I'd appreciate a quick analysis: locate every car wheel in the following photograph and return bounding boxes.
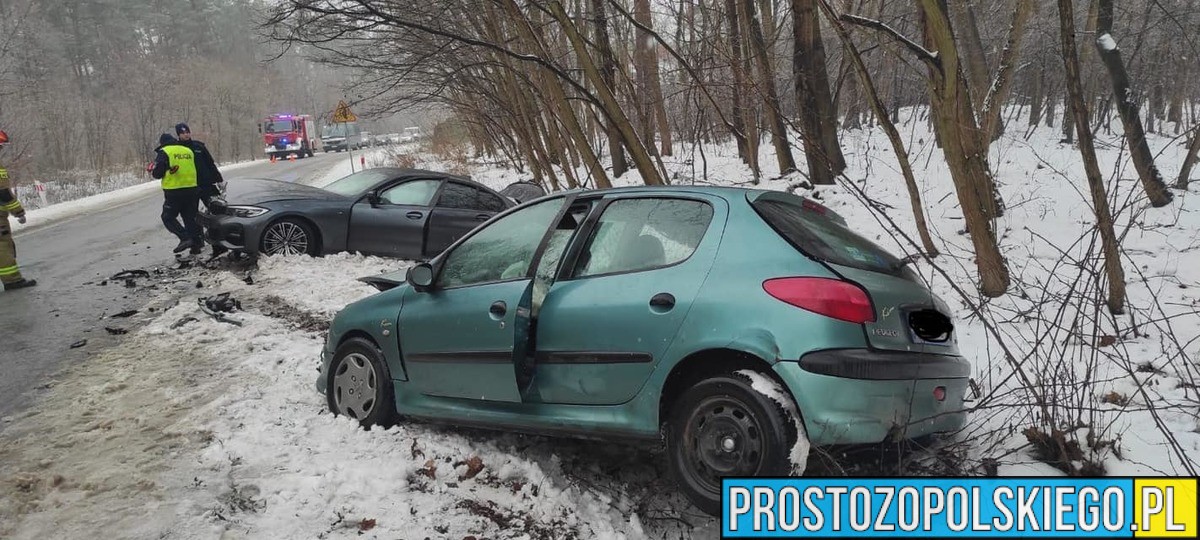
[328,338,396,428]
[666,372,805,516]
[261,218,318,256]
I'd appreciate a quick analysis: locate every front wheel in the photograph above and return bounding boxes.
[260,218,319,256]
[666,372,806,516]
[328,338,396,428]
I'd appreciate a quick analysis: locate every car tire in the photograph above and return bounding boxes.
[327,337,396,429]
[666,372,804,516]
[260,218,319,257]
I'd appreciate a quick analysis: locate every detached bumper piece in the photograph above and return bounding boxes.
[798,348,970,380]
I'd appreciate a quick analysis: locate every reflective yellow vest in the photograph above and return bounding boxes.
[161,144,198,190]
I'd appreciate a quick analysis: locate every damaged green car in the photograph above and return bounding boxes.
[318,186,968,514]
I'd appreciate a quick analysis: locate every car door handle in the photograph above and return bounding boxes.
[649,293,675,310]
[406,211,423,220]
[489,301,507,317]
[474,213,490,221]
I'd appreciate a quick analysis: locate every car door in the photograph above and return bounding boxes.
[424,182,509,256]
[346,178,443,257]
[527,196,722,406]
[398,197,569,402]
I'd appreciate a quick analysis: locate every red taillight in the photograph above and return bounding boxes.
[933,386,947,402]
[762,277,876,324]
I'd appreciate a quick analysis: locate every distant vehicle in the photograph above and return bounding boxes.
[200,167,547,259]
[361,131,373,147]
[318,186,966,516]
[259,114,320,160]
[321,122,365,152]
[386,133,402,144]
[402,127,422,141]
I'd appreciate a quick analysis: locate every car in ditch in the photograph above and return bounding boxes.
[201,167,545,259]
[317,185,966,514]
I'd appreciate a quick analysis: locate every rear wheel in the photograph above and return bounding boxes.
[328,338,396,428]
[666,372,804,516]
[260,218,318,256]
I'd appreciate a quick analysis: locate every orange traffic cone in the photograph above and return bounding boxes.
[289,154,296,161]
[270,154,276,163]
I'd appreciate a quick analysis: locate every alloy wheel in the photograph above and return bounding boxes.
[263,221,310,256]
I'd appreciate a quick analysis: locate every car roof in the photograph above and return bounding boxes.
[549,184,770,199]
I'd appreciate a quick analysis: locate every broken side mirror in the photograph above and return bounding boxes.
[408,263,434,292]
[367,191,382,207]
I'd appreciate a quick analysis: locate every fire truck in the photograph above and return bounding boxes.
[258,114,321,159]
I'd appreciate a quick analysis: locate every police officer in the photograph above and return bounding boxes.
[174,123,227,256]
[0,129,37,290]
[151,133,204,255]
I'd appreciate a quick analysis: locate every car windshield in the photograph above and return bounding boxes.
[749,191,904,275]
[322,169,394,197]
[263,120,295,133]
[323,124,354,137]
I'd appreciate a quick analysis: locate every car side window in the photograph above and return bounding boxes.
[436,182,476,210]
[477,191,508,213]
[380,179,441,206]
[438,198,565,288]
[572,198,713,278]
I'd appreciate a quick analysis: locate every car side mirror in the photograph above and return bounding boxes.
[367,191,382,206]
[408,263,435,292]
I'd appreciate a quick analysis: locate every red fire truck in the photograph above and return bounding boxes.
[258,114,321,160]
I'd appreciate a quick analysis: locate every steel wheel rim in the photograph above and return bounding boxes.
[332,353,377,420]
[263,222,309,256]
[681,395,766,494]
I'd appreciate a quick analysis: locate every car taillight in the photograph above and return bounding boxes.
[762,277,876,324]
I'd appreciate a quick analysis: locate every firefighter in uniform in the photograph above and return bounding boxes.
[151,133,204,255]
[0,130,37,290]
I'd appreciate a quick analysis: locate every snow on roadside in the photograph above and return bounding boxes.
[12,159,261,233]
[311,148,394,188]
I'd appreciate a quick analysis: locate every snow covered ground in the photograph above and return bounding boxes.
[2,111,1198,538]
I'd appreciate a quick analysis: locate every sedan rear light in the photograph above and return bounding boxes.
[762,277,876,324]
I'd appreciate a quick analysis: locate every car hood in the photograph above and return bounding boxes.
[224,177,346,205]
[358,268,410,292]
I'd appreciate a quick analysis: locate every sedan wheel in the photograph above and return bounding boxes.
[262,219,315,256]
[667,372,802,516]
[328,338,396,428]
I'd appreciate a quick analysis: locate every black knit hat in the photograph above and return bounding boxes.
[159,133,176,146]
[175,123,190,135]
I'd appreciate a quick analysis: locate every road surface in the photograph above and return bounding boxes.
[0,152,346,420]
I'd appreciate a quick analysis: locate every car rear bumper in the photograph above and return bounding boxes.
[798,348,970,380]
[774,350,970,445]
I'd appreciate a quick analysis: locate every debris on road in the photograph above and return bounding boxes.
[109,309,139,319]
[104,327,128,335]
[69,340,87,349]
[198,293,243,326]
[170,316,198,330]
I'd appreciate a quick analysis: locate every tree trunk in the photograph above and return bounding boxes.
[1094,0,1173,207]
[1028,62,1045,127]
[819,0,938,256]
[949,0,990,114]
[547,0,665,185]
[1058,0,1126,314]
[725,0,752,164]
[918,0,1009,297]
[742,0,797,173]
[980,0,1034,142]
[1176,127,1200,190]
[591,0,628,177]
[633,0,673,157]
[792,0,845,184]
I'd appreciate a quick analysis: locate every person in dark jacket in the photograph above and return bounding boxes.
[174,123,225,204]
[174,123,227,256]
[151,133,204,255]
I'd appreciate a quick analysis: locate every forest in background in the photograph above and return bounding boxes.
[0,0,429,179]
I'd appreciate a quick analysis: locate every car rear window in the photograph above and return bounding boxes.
[749,192,903,275]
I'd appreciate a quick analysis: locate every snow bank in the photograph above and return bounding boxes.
[11,159,261,233]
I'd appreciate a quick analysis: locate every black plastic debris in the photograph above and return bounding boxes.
[170,316,198,329]
[111,309,139,319]
[104,327,128,335]
[242,273,254,285]
[198,293,243,326]
[70,340,87,349]
[111,270,150,280]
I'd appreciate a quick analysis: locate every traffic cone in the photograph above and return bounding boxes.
[270,154,276,163]
[289,154,296,161]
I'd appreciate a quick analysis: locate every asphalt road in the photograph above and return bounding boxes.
[0,152,347,420]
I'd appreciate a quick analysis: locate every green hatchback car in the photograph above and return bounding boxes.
[317,186,968,514]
